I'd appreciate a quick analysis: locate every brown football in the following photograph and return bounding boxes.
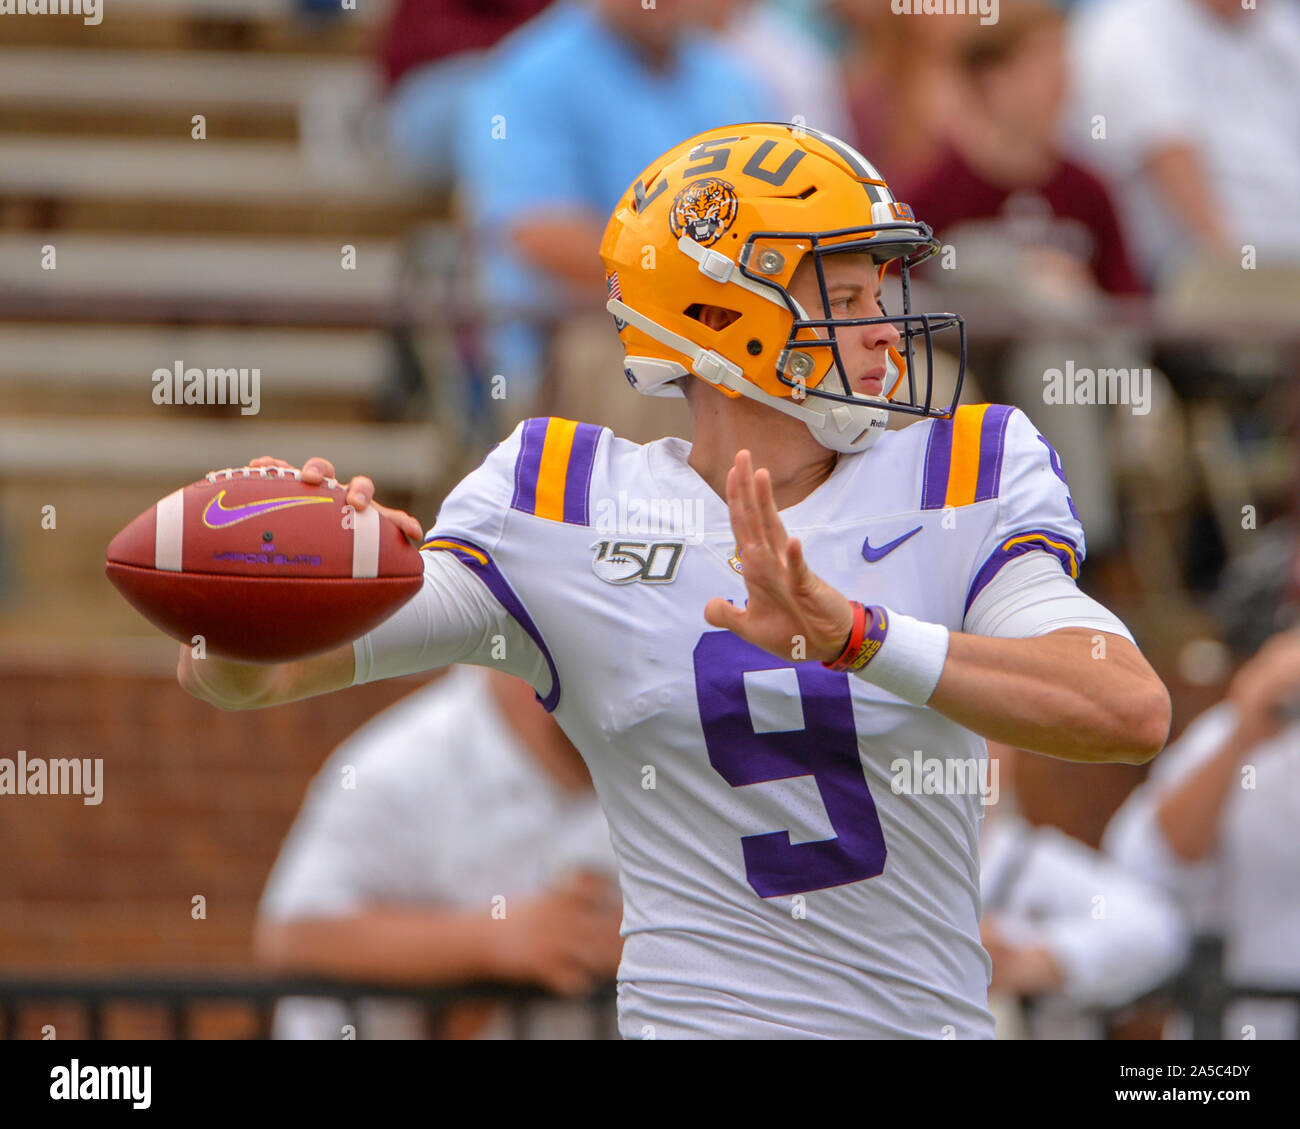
[106,466,424,662]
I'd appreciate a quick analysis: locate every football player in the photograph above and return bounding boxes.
[180,124,1171,1039]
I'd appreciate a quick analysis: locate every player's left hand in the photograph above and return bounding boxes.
[704,449,855,664]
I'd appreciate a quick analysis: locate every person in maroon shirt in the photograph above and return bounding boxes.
[908,0,1142,299]
[377,0,552,91]
[380,0,552,190]
[906,0,1149,561]
[835,0,974,202]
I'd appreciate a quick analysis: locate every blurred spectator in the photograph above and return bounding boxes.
[1212,518,1300,660]
[982,744,1188,1039]
[377,0,552,193]
[454,0,778,438]
[909,0,1158,557]
[256,666,622,1039]
[910,0,1142,301]
[1104,623,1300,1040]
[702,0,855,141]
[1067,0,1300,286]
[833,0,975,199]
[767,0,844,52]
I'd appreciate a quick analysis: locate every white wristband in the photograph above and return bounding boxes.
[851,608,950,705]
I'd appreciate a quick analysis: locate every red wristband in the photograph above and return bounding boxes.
[823,602,868,672]
[823,603,889,673]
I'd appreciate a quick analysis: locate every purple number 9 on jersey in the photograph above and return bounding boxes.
[693,632,888,898]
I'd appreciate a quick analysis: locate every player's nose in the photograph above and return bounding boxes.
[858,308,900,352]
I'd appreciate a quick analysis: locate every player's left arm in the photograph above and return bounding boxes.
[703,450,1170,765]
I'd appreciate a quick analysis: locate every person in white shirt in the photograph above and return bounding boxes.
[981,744,1188,1040]
[256,665,623,1039]
[1104,627,1300,1039]
[1066,0,1300,284]
[706,0,856,142]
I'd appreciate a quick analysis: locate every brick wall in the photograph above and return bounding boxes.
[1,662,432,974]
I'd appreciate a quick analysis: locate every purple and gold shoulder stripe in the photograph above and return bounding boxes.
[920,404,1015,511]
[510,417,602,525]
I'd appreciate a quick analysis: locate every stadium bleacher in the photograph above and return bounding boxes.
[0,0,462,649]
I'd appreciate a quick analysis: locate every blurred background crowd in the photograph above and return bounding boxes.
[0,0,1297,1039]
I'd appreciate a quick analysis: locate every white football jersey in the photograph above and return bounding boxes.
[357,404,1099,1039]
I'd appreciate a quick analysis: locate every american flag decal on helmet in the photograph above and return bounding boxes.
[607,272,627,330]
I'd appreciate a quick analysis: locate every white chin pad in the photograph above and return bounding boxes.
[802,397,889,453]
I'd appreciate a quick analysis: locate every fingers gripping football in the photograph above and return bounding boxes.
[247,455,423,543]
[703,450,855,664]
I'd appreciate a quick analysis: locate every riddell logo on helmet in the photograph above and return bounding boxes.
[891,0,998,26]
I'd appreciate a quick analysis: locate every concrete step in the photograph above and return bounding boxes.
[0,324,390,395]
[0,232,402,323]
[0,416,446,491]
[0,0,378,54]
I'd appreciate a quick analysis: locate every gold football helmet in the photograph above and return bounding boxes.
[600,123,965,452]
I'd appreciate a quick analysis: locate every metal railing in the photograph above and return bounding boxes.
[1167,934,1300,1041]
[0,974,618,1040]
[3,937,1297,1039]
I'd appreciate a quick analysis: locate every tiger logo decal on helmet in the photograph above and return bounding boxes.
[600,123,966,454]
[668,178,739,247]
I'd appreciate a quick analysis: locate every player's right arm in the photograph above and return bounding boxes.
[177,454,412,710]
[179,428,555,710]
[177,639,355,710]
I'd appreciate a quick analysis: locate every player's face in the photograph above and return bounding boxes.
[787,252,901,398]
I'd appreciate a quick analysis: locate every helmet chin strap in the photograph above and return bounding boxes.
[607,297,890,453]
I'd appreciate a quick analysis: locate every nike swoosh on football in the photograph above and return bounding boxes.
[201,491,334,529]
[862,525,922,563]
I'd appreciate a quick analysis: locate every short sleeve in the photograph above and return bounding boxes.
[1101,704,1239,908]
[1024,828,1189,1008]
[964,406,1086,617]
[259,701,453,921]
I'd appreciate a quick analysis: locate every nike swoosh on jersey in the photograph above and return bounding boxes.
[201,491,334,529]
[861,525,922,563]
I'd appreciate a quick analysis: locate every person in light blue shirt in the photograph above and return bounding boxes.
[455,0,778,411]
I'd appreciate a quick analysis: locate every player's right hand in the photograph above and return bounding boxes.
[484,870,624,998]
[248,455,424,543]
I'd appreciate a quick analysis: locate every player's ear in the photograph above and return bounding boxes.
[687,304,741,332]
